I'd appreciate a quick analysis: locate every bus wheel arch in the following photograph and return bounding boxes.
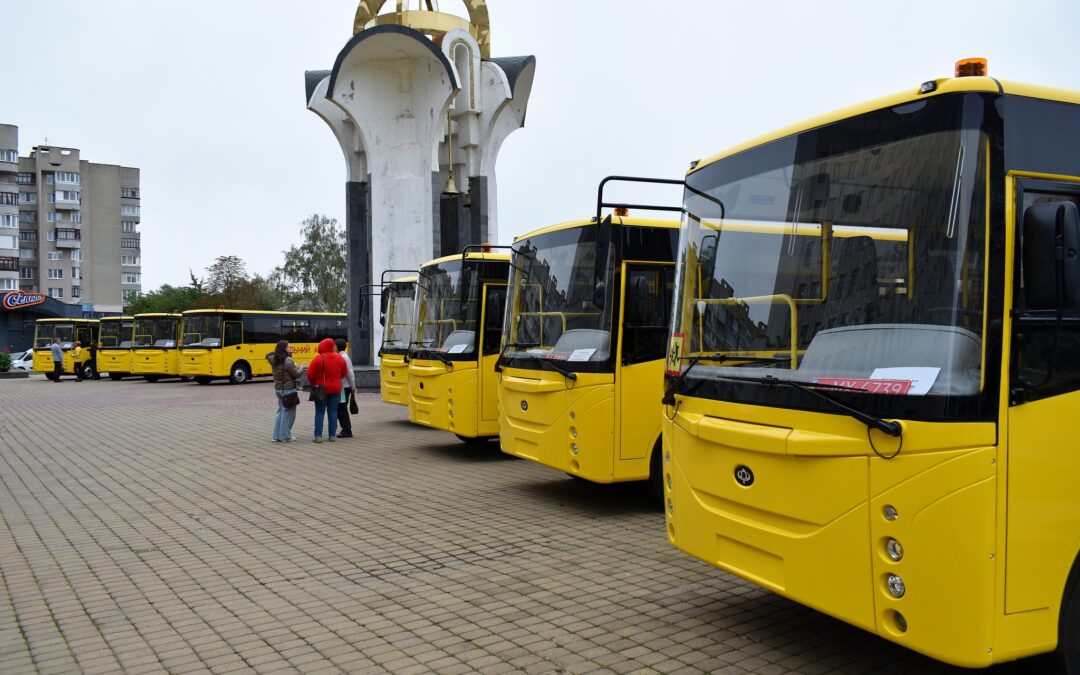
[1056,551,1080,674]
[229,361,252,384]
[648,436,664,508]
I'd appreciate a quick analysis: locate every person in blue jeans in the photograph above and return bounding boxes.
[267,340,303,442]
[305,338,349,442]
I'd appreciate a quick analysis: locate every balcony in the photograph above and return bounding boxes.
[54,228,81,249]
[0,257,17,272]
[54,195,81,210]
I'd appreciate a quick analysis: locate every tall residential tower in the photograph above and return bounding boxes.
[0,123,142,314]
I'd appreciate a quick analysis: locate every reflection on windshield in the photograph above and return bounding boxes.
[671,94,988,402]
[182,316,222,347]
[134,318,181,348]
[415,261,478,356]
[503,227,615,366]
[382,284,415,352]
[99,322,133,348]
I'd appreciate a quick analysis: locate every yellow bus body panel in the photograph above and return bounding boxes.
[178,348,216,376]
[407,358,498,438]
[177,342,324,380]
[97,349,132,375]
[380,353,409,405]
[499,368,619,480]
[663,396,1000,667]
[33,349,82,375]
[132,349,180,376]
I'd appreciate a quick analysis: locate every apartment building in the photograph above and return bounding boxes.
[0,123,142,316]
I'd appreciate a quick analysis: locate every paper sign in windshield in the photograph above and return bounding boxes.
[814,378,913,395]
[869,367,940,395]
[567,348,596,362]
[447,343,469,354]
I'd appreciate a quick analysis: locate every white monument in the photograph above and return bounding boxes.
[305,0,535,378]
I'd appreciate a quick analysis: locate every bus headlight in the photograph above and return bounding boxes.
[883,505,899,521]
[569,426,577,438]
[886,574,906,598]
[571,443,579,455]
[886,539,904,562]
[667,498,674,516]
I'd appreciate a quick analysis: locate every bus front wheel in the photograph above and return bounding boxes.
[109,372,123,381]
[1056,556,1080,674]
[82,363,96,380]
[648,438,664,509]
[229,362,251,384]
[144,375,160,383]
[455,434,493,446]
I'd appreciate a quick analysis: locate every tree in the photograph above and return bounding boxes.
[278,214,347,312]
[125,281,202,314]
[205,255,248,301]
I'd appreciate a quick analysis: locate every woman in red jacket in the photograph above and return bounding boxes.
[305,338,349,442]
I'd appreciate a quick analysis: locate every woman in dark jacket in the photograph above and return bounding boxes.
[305,337,349,442]
[268,340,303,442]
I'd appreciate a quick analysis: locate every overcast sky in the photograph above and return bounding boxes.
[8,0,1080,290]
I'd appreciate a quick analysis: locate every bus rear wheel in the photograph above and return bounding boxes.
[648,438,664,509]
[81,363,96,380]
[195,376,212,385]
[229,362,251,384]
[143,375,160,383]
[455,434,493,446]
[109,372,123,381]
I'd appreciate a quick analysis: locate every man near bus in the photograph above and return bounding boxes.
[50,337,63,382]
[72,341,85,382]
[334,338,355,438]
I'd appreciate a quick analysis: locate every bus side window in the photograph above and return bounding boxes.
[223,321,243,347]
[482,285,505,356]
[622,265,675,366]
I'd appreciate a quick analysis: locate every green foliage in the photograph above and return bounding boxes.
[0,352,9,372]
[125,281,202,314]
[278,214,347,312]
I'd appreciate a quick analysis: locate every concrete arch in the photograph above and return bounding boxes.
[327,24,458,100]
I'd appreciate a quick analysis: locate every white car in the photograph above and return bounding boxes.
[10,350,34,371]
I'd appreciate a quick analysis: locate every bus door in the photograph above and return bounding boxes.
[1006,179,1080,615]
[76,326,94,347]
[480,282,507,423]
[617,263,675,460]
[224,320,243,352]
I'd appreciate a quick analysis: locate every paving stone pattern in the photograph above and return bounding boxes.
[0,375,1042,674]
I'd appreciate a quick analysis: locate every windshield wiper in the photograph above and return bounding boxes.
[662,354,790,405]
[494,342,539,372]
[766,377,901,436]
[509,352,578,381]
[415,347,454,369]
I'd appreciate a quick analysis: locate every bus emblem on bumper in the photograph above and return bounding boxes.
[734,466,755,487]
[520,400,528,411]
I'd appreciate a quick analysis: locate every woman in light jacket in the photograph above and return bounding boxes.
[268,339,302,442]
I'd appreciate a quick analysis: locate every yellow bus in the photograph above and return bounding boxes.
[379,275,417,406]
[131,313,184,382]
[498,177,684,499]
[407,249,509,443]
[32,317,99,380]
[662,60,1080,670]
[179,309,348,384]
[97,315,134,380]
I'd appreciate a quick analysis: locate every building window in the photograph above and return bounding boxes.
[120,204,140,216]
[21,284,37,292]
[0,215,17,228]
[47,251,62,261]
[19,267,36,279]
[121,238,139,249]
[122,273,141,284]
[20,249,36,260]
[46,231,54,242]
[70,212,81,224]
[71,267,82,280]
[47,287,63,298]
[55,172,80,185]
[15,173,34,185]
[0,257,17,271]
[70,250,82,261]
[71,287,81,298]
[1,192,19,206]
[0,235,16,249]
[121,187,139,199]
[47,212,63,223]
[21,192,37,204]
[0,279,17,291]
[123,289,139,301]
[121,255,140,266]
[20,230,37,242]
[19,211,36,224]
[0,150,17,163]
[56,228,80,241]
[121,221,138,233]
[44,173,54,184]
[54,191,80,204]
[47,269,63,279]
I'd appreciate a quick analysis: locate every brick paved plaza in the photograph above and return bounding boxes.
[0,375,1041,674]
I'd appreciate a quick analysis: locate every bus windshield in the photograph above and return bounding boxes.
[182,315,222,347]
[382,282,415,354]
[502,225,616,370]
[415,260,479,359]
[100,321,133,348]
[134,317,180,348]
[35,323,75,349]
[671,93,992,420]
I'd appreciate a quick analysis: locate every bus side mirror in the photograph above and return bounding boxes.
[379,289,388,327]
[1023,201,1080,310]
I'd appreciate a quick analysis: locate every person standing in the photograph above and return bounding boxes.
[50,337,63,382]
[72,341,85,381]
[305,338,348,443]
[334,338,355,438]
[267,340,303,442]
[89,340,100,379]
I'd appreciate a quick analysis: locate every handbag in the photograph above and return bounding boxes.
[349,390,359,414]
[283,391,300,408]
[308,355,327,402]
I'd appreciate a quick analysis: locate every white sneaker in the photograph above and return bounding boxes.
[313,437,323,443]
